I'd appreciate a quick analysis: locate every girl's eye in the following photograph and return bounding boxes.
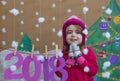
[76,31,81,34]
[66,31,72,34]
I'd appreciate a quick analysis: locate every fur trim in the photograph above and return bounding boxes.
[83,48,88,55]
[82,29,88,35]
[83,66,90,73]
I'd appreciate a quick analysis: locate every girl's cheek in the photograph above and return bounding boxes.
[66,35,70,39]
[66,36,70,41]
[77,37,82,42]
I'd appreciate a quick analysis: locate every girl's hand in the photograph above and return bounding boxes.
[72,43,82,59]
[68,44,75,59]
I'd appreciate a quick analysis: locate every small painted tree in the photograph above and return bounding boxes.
[17,34,32,52]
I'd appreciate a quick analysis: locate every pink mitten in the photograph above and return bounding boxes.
[66,58,75,66]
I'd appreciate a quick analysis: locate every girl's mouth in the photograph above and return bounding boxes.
[70,39,78,42]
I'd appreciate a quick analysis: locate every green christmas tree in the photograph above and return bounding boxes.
[87,0,120,81]
[17,34,32,52]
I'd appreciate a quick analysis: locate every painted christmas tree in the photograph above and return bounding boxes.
[87,0,120,81]
[17,34,32,52]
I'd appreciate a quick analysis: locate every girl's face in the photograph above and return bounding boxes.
[66,25,82,45]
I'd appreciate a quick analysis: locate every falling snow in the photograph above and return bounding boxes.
[0,0,108,53]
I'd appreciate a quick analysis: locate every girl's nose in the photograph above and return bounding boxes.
[71,32,76,36]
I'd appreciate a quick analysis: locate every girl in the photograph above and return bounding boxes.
[57,16,98,81]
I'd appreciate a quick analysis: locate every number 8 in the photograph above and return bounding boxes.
[49,56,68,81]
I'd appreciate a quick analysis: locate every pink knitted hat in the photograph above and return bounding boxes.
[62,16,88,46]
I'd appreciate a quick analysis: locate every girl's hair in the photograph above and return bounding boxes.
[63,25,85,52]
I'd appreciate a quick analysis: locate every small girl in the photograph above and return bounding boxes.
[57,16,98,81]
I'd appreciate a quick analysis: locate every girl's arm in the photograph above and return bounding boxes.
[76,47,98,77]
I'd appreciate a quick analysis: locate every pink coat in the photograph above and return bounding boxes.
[57,47,98,81]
